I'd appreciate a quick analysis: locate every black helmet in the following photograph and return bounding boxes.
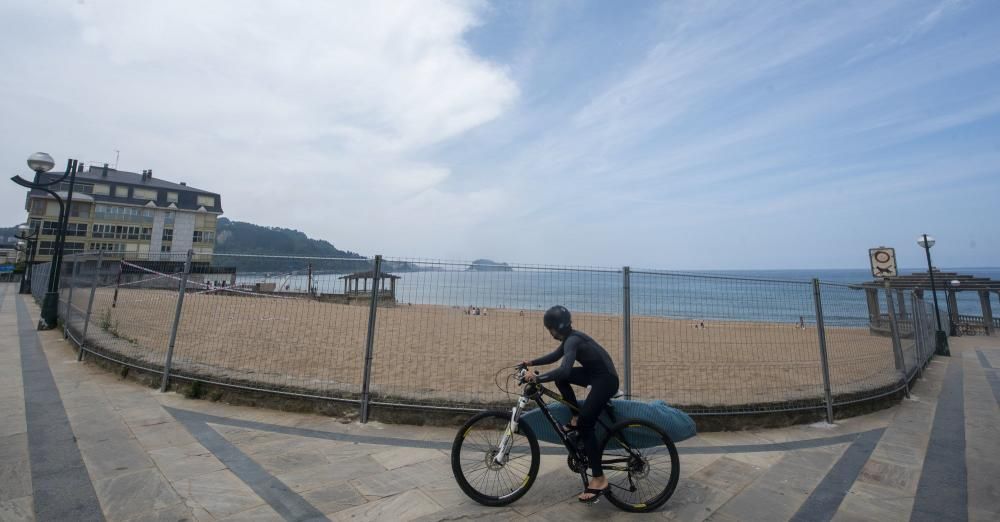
[543,305,572,335]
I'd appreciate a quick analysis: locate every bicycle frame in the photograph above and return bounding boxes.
[496,377,621,485]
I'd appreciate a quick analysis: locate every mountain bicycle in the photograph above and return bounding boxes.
[450,364,679,512]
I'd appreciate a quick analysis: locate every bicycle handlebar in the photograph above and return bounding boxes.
[513,366,539,385]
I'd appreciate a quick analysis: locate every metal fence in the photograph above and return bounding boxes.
[39,251,948,423]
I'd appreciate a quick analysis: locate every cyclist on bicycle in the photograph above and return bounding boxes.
[522,305,620,503]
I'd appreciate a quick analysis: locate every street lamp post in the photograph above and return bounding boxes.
[917,234,949,356]
[15,223,39,294]
[10,152,79,330]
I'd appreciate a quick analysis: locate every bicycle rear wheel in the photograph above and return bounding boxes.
[451,410,540,506]
[600,419,679,512]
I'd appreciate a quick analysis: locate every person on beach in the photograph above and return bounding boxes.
[521,305,620,503]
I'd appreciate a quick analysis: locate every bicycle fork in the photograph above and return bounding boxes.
[494,396,528,466]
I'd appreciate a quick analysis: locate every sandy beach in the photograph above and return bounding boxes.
[68,287,905,410]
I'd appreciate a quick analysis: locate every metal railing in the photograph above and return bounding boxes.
[44,251,941,424]
[957,314,1000,328]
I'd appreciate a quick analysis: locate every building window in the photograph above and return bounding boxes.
[38,241,85,256]
[66,223,88,237]
[161,245,171,253]
[40,220,88,236]
[93,184,110,196]
[192,230,215,243]
[197,195,215,207]
[54,182,94,194]
[134,188,156,200]
[30,199,46,215]
[166,192,178,203]
[93,204,151,222]
[28,219,41,234]
[92,224,114,239]
[115,186,129,198]
[92,224,149,240]
[162,228,173,242]
[89,243,124,253]
[41,221,57,235]
[70,202,90,218]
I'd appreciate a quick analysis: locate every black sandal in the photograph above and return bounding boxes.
[562,423,578,433]
[578,487,607,503]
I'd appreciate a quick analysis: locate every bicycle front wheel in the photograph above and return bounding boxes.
[451,410,540,506]
[600,419,680,512]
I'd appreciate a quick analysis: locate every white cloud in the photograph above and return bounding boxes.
[2,1,997,269]
[0,0,517,256]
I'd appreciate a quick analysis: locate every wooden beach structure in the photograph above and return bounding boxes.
[861,270,1000,336]
[339,270,401,302]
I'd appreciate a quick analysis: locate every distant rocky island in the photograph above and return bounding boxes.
[468,259,513,271]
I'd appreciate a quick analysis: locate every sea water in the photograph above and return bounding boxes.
[236,267,1000,327]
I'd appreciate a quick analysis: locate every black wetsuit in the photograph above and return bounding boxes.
[530,330,619,478]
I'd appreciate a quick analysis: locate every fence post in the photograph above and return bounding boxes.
[111,257,124,308]
[622,266,632,399]
[79,251,104,361]
[910,292,925,377]
[921,295,934,368]
[359,255,383,423]
[160,250,193,393]
[64,254,81,339]
[883,279,909,398]
[811,279,835,424]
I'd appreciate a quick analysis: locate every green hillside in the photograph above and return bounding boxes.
[1,226,19,247]
[213,218,370,272]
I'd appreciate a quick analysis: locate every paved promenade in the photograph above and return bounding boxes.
[1,283,998,521]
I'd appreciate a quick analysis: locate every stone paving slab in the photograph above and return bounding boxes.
[3,285,1000,521]
[964,343,1000,522]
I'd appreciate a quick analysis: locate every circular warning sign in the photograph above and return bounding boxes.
[869,247,897,278]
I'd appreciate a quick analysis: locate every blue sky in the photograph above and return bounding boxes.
[1,0,998,270]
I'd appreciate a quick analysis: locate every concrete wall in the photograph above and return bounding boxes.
[172,212,195,254]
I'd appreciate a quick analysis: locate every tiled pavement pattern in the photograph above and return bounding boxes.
[1,283,998,521]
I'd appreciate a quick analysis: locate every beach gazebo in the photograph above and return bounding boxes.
[860,270,1000,336]
[339,271,400,300]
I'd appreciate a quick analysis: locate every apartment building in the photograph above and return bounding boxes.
[24,164,223,262]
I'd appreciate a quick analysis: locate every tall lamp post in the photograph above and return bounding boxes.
[917,234,949,356]
[15,223,39,294]
[10,152,79,330]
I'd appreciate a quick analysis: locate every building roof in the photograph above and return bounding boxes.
[338,271,401,280]
[29,165,223,214]
[76,166,215,194]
